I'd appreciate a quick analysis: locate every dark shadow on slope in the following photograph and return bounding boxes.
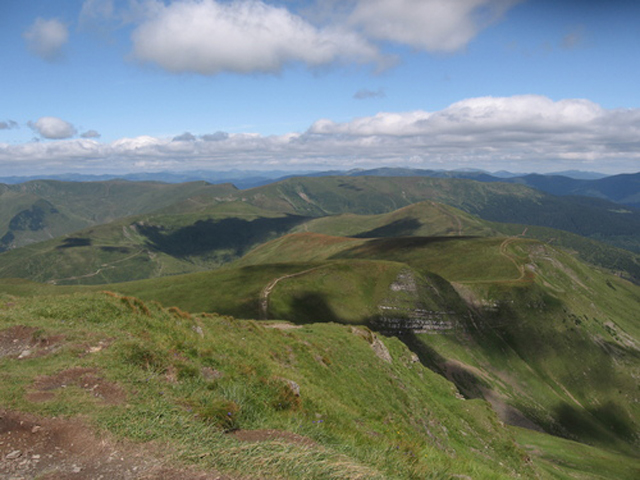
[554,401,638,447]
[392,331,489,400]
[57,237,92,249]
[9,200,59,231]
[100,246,132,254]
[275,292,342,325]
[137,215,309,258]
[352,218,422,238]
[333,236,478,259]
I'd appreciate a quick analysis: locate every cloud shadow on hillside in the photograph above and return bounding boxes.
[137,215,309,258]
[332,236,477,259]
[272,292,342,325]
[554,401,637,445]
[351,218,422,238]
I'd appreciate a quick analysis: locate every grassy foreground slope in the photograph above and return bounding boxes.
[1,290,541,479]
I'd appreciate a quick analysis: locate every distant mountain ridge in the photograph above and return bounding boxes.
[3,167,633,206]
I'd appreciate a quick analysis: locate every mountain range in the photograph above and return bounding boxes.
[1,171,639,479]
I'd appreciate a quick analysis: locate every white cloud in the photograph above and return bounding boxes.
[29,117,77,139]
[131,0,381,74]
[348,0,521,52]
[81,130,101,139]
[5,96,640,174]
[23,18,69,61]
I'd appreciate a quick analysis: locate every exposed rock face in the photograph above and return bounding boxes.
[372,270,457,335]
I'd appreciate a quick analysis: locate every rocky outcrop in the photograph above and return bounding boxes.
[372,270,457,335]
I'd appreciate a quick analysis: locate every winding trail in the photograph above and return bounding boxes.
[48,249,145,284]
[259,267,323,320]
[499,237,527,282]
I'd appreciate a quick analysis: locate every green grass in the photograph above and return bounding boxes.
[0,291,542,479]
[513,427,640,479]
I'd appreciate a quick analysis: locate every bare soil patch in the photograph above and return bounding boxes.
[29,367,127,405]
[0,325,65,359]
[0,409,233,480]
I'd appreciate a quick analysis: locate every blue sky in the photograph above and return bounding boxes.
[1,0,640,175]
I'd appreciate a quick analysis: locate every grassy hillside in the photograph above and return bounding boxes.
[240,176,640,253]
[121,231,640,456]
[0,202,309,285]
[1,238,639,477]
[3,177,640,288]
[0,180,237,251]
[289,201,500,238]
[0,290,545,479]
[5,195,639,288]
[502,172,640,208]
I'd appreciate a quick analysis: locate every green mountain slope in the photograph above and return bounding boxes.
[0,180,238,251]
[240,176,640,253]
[4,195,640,287]
[0,291,545,479]
[115,231,640,456]
[289,201,500,238]
[0,202,308,285]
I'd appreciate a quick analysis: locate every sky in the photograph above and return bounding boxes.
[1,0,640,176]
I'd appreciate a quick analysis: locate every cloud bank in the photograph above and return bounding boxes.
[131,0,381,74]
[23,18,69,62]
[4,96,640,174]
[73,0,521,75]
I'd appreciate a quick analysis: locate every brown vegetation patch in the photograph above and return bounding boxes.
[231,429,316,447]
[263,323,302,330]
[0,409,233,479]
[31,367,126,405]
[0,325,65,359]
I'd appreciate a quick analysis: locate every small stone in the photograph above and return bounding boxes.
[6,450,22,459]
[192,325,204,337]
[31,425,42,433]
[18,350,31,359]
[72,465,82,473]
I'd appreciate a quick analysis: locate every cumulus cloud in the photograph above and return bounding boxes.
[0,120,18,130]
[81,129,101,138]
[353,88,386,100]
[201,131,229,141]
[173,132,197,142]
[348,0,521,52]
[23,18,69,61]
[5,96,640,174]
[131,0,381,74]
[29,117,77,139]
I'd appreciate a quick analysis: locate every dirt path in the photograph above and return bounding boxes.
[499,237,527,282]
[259,267,322,320]
[48,249,145,284]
